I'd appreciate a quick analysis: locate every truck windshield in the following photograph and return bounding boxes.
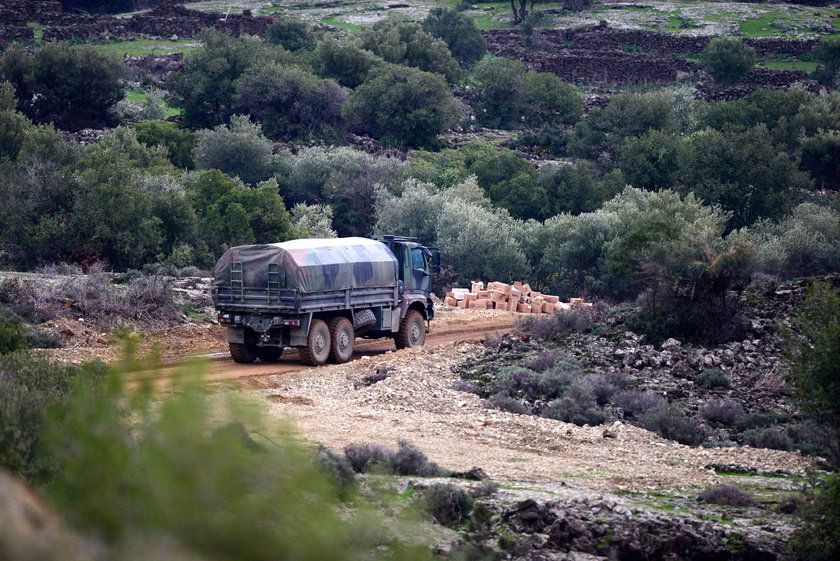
[410,247,428,272]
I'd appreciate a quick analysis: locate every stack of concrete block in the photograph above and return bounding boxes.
[443,280,592,314]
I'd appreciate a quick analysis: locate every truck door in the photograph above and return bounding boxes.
[409,246,431,293]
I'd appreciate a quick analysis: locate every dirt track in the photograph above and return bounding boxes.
[128,313,516,386]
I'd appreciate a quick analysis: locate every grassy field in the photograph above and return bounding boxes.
[90,39,199,57]
[125,89,182,118]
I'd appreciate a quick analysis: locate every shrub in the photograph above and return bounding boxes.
[343,64,459,148]
[468,57,526,128]
[541,389,608,427]
[312,37,382,88]
[810,38,840,87]
[0,313,27,354]
[292,203,337,238]
[598,91,676,141]
[0,43,124,131]
[234,64,346,141]
[194,115,277,185]
[515,307,600,341]
[700,399,745,426]
[536,163,621,217]
[639,404,705,445]
[344,443,391,473]
[677,125,813,229]
[167,31,288,128]
[698,484,756,507]
[788,474,840,561]
[799,130,840,189]
[133,120,196,169]
[619,130,681,191]
[522,71,582,126]
[696,368,731,390]
[487,393,533,415]
[492,366,576,402]
[359,21,460,84]
[0,351,95,480]
[266,18,315,52]
[612,390,666,418]
[422,7,486,66]
[391,439,445,477]
[785,282,840,435]
[522,349,565,372]
[314,445,356,491]
[701,37,757,84]
[424,483,474,527]
[745,427,794,451]
[44,357,430,560]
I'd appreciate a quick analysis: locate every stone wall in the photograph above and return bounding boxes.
[485,24,819,58]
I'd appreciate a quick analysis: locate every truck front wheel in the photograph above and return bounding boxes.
[229,342,258,364]
[299,319,331,366]
[395,310,426,350]
[329,317,355,363]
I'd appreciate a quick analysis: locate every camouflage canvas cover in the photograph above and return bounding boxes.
[213,237,398,294]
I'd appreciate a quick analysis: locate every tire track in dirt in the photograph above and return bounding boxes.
[128,315,516,387]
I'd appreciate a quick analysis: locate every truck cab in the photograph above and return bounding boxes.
[380,235,440,321]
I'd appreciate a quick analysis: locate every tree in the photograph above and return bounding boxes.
[0,82,29,162]
[701,37,757,84]
[677,125,813,229]
[522,71,582,126]
[421,7,486,66]
[799,130,840,189]
[292,203,337,238]
[185,170,297,261]
[0,44,124,132]
[266,18,316,52]
[811,38,840,87]
[234,64,346,141]
[537,163,621,216]
[133,121,196,169]
[619,130,681,191]
[312,37,382,89]
[343,64,459,148]
[167,31,288,128]
[194,116,277,185]
[467,57,527,128]
[359,21,460,84]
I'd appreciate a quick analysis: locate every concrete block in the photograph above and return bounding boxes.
[544,295,560,304]
[444,297,457,307]
[517,303,532,313]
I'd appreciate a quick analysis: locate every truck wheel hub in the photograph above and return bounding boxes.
[339,330,350,350]
[411,322,421,343]
[315,333,326,353]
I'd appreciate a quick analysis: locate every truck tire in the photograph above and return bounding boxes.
[395,309,426,350]
[328,317,354,363]
[258,347,283,363]
[299,319,331,366]
[229,342,258,364]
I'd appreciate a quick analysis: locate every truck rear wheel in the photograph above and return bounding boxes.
[395,310,426,350]
[229,342,258,364]
[299,319,331,366]
[258,347,283,363]
[328,317,354,363]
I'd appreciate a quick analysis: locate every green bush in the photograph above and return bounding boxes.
[619,130,681,191]
[0,43,124,131]
[312,37,382,88]
[133,120,196,169]
[695,368,730,389]
[638,404,705,445]
[701,37,757,84]
[343,64,459,148]
[0,351,97,481]
[522,71,582,126]
[234,63,345,141]
[467,57,526,128]
[785,282,840,436]
[424,483,474,527]
[676,125,813,229]
[0,314,27,354]
[167,31,289,128]
[266,18,316,52]
[44,357,433,560]
[799,130,840,188]
[359,21,460,83]
[421,7,486,66]
[811,38,840,87]
[194,115,277,185]
[788,474,840,561]
[292,203,337,238]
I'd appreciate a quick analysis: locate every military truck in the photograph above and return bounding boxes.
[212,236,440,365]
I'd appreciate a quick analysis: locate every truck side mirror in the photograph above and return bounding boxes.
[431,248,441,274]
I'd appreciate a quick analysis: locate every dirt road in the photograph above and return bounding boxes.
[128,313,516,386]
